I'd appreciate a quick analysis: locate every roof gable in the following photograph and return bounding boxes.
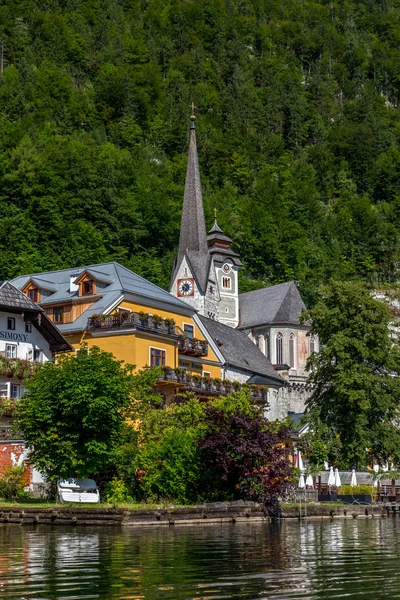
[239,281,306,329]
[0,282,71,352]
[0,282,42,312]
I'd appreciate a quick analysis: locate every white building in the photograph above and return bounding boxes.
[0,281,71,485]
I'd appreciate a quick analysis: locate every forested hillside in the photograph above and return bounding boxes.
[1,0,400,302]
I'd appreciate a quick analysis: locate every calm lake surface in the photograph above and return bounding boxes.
[1,518,400,599]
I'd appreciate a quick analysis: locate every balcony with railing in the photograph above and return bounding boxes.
[87,312,209,356]
[177,337,208,357]
[87,312,182,338]
[0,357,42,379]
[157,368,269,405]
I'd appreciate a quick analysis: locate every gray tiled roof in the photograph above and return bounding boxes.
[12,262,193,334]
[0,282,71,351]
[238,281,306,329]
[170,124,210,293]
[0,282,42,312]
[198,315,284,385]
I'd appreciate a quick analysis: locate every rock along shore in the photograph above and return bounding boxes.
[0,502,389,526]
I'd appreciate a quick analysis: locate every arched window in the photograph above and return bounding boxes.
[276,332,283,364]
[310,336,315,355]
[289,333,295,368]
[265,335,269,359]
[222,277,231,289]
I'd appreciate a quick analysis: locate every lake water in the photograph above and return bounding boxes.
[0,518,400,599]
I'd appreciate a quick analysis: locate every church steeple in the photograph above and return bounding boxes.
[170,111,210,293]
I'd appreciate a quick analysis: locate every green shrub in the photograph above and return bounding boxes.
[104,478,133,504]
[0,465,26,500]
[339,484,374,495]
[134,428,202,504]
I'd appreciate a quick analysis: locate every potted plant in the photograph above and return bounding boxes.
[191,373,202,388]
[174,367,186,382]
[138,311,149,326]
[152,314,163,328]
[213,377,221,390]
[164,318,176,333]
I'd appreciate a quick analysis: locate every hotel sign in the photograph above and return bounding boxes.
[0,332,28,342]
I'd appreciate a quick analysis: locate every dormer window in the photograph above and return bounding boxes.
[54,308,64,324]
[83,280,94,295]
[28,288,39,302]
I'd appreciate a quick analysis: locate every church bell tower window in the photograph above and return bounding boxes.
[289,333,295,368]
[276,332,283,364]
[222,276,231,289]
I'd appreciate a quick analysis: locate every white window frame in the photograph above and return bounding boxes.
[222,276,231,290]
[149,346,166,367]
[34,348,42,362]
[6,344,17,359]
[289,332,296,369]
[10,384,20,399]
[276,332,283,365]
[7,317,15,331]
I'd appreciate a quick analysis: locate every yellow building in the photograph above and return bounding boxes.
[11,261,283,404]
[10,263,228,397]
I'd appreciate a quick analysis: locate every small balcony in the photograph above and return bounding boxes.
[87,312,182,338]
[177,337,208,357]
[0,357,41,380]
[157,368,269,405]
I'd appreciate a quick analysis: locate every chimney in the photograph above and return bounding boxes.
[70,273,80,294]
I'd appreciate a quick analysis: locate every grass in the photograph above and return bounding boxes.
[0,499,195,510]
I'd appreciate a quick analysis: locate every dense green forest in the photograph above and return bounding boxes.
[1,0,400,302]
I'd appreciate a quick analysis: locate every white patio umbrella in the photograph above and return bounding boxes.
[298,451,304,472]
[328,466,335,487]
[298,473,305,488]
[324,461,329,470]
[306,474,314,487]
[334,468,342,488]
[350,469,357,487]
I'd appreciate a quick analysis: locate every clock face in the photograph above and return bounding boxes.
[222,263,231,274]
[177,278,194,297]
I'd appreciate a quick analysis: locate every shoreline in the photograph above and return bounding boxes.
[0,502,388,526]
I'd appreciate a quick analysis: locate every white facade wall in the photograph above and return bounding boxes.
[0,310,53,399]
[0,311,52,362]
[247,325,318,421]
[214,261,239,328]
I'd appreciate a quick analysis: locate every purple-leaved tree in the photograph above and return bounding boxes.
[199,408,294,516]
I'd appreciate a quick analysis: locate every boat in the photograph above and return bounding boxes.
[57,478,100,503]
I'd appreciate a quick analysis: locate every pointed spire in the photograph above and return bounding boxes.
[170,109,210,292]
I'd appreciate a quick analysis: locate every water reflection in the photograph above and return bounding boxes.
[0,518,400,598]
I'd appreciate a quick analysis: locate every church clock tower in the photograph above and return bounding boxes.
[207,213,242,328]
[169,111,219,319]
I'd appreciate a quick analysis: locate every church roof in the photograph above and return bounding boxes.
[238,281,306,329]
[198,315,284,385]
[170,120,210,293]
[207,218,243,266]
